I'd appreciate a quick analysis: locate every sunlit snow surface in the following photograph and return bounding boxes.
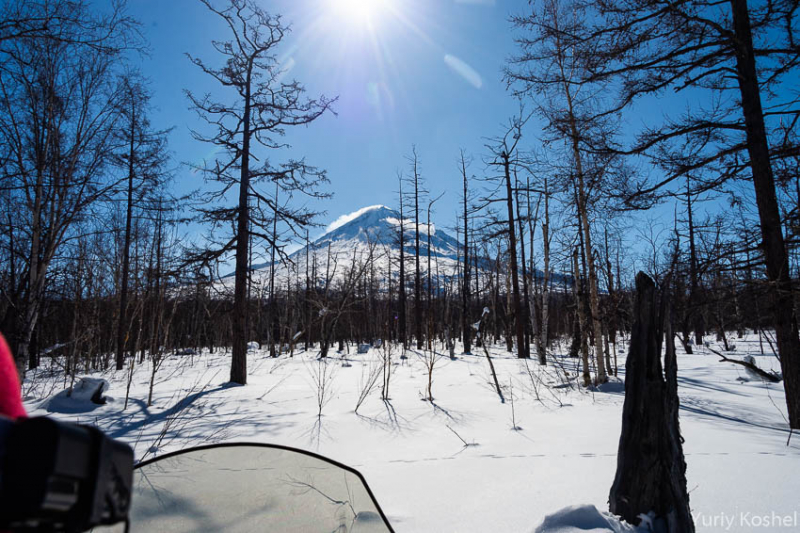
[533,505,639,532]
[23,333,800,532]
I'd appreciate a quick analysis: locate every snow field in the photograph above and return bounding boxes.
[22,333,800,532]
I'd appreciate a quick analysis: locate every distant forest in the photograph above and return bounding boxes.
[1,0,799,429]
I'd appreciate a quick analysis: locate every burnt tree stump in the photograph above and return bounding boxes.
[609,272,694,533]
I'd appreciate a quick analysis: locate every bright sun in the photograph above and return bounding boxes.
[329,0,388,27]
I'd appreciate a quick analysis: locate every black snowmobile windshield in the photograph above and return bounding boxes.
[95,443,394,533]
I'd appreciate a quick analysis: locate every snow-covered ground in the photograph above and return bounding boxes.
[22,333,800,532]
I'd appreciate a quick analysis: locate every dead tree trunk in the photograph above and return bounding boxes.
[609,272,694,532]
[398,174,408,352]
[573,248,590,385]
[502,150,528,359]
[268,183,279,358]
[460,152,472,354]
[411,149,423,350]
[730,0,800,429]
[116,97,136,371]
[604,226,619,375]
[515,170,532,360]
[230,66,252,385]
[686,177,703,347]
[538,178,551,365]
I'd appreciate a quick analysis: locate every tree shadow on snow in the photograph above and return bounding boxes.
[428,399,464,423]
[679,395,792,439]
[355,400,409,434]
[99,382,298,461]
[104,382,242,440]
[677,375,749,398]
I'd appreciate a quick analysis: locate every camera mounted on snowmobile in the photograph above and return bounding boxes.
[0,416,133,533]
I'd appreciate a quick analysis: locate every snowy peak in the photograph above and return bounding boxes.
[306,205,460,261]
[225,205,572,289]
[314,205,398,248]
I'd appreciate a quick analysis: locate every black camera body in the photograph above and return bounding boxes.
[0,417,133,532]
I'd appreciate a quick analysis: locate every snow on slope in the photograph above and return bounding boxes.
[22,333,800,532]
[219,205,571,293]
[311,205,460,260]
[219,205,464,292]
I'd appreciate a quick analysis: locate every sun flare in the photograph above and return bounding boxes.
[328,0,388,27]
[299,0,439,122]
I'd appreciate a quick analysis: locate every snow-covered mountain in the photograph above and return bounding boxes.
[235,205,462,291]
[219,205,570,292]
[309,205,460,261]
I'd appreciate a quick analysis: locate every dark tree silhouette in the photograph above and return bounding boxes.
[187,0,335,384]
[0,0,141,376]
[581,0,800,426]
[610,272,694,532]
[113,75,171,371]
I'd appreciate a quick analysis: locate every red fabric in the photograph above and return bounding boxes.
[0,333,26,419]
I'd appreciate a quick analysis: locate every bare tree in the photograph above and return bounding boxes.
[538,176,552,365]
[485,115,530,359]
[426,192,445,350]
[507,0,622,380]
[0,0,141,48]
[407,147,427,350]
[396,172,408,352]
[187,0,335,384]
[0,0,141,375]
[582,0,800,426]
[113,74,171,370]
[459,151,473,354]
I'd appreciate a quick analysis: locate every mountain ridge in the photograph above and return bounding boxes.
[304,205,460,261]
[221,205,570,289]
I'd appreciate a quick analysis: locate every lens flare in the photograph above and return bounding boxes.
[329,0,387,26]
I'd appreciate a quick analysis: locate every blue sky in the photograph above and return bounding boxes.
[125,0,775,280]
[128,0,526,242]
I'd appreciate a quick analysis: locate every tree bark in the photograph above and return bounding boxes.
[604,227,619,374]
[268,183,279,358]
[413,153,423,350]
[538,178,551,365]
[686,178,704,347]
[230,62,254,385]
[552,6,605,380]
[461,154,472,354]
[609,272,694,532]
[503,152,528,358]
[515,171,532,359]
[573,248,590,385]
[398,175,407,352]
[730,0,800,428]
[116,97,136,371]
